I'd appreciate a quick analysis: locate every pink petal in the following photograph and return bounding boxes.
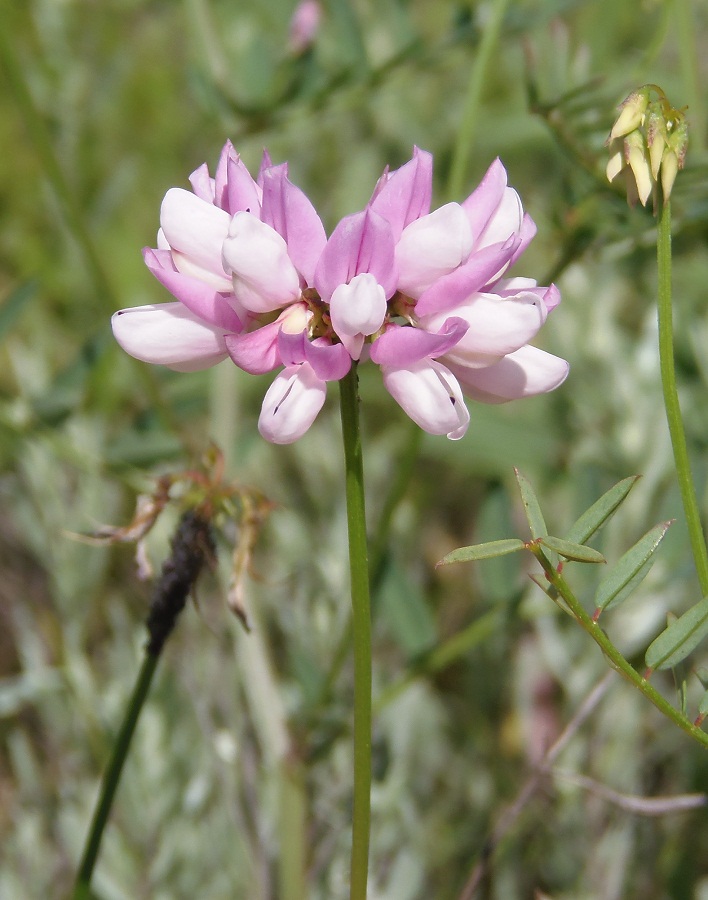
[423,291,548,365]
[111,303,230,372]
[413,238,518,316]
[214,140,237,210]
[329,273,387,338]
[188,163,215,204]
[461,158,508,243]
[224,320,282,374]
[493,281,561,313]
[381,359,470,440]
[222,212,301,312]
[395,203,473,298]
[370,318,469,367]
[258,364,327,444]
[314,208,397,300]
[447,345,569,403]
[369,146,433,240]
[226,153,263,217]
[505,212,536,268]
[261,164,327,285]
[143,248,243,331]
[257,149,276,187]
[474,186,523,249]
[160,188,231,280]
[305,337,351,381]
[277,330,351,381]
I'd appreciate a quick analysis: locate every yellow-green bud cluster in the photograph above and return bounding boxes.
[606,86,688,209]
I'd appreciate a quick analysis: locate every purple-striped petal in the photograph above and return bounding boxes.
[258,364,327,444]
[381,359,469,439]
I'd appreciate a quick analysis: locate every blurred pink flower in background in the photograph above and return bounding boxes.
[288,0,322,56]
[113,143,568,443]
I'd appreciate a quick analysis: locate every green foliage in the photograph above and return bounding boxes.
[594,521,673,613]
[438,538,526,565]
[646,596,708,671]
[564,475,640,546]
[539,534,605,563]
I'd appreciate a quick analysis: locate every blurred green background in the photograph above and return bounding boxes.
[2,0,708,897]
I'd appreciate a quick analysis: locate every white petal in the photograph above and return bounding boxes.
[160,189,231,279]
[111,303,229,372]
[395,203,473,298]
[475,187,523,249]
[422,291,547,366]
[329,273,387,339]
[382,359,469,439]
[258,364,326,444]
[448,345,569,403]
[222,212,301,313]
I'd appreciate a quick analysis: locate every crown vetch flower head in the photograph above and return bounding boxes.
[113,143,568,443]
[606,85,688,208]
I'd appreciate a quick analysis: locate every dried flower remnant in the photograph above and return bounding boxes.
[81,447,273,629]
[146,508,215,655]
[606,85,688,208]
[113,144,568,443]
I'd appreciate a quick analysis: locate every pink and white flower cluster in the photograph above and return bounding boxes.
[112,142,568,443]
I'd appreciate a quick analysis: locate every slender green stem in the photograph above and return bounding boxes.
[314,422,423,715]
[530,545,708,749]
[73,651,160,898]
[657,200,708,597]
[339,365,372,900]
[446,0,512,201]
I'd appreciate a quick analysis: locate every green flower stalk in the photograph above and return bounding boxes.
[607,88,708,605]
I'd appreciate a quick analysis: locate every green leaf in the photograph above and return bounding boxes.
[437,539,526,567]
[594,521,672,612]
[565,476,640,545]
[0,280,37,339]
[645,596,708,671]
[540,535,606,564]
[514,468,547,539]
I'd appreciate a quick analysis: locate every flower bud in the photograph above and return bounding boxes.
[609,89,650,140]
[625,130,653,207]
[607,85,688,209]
